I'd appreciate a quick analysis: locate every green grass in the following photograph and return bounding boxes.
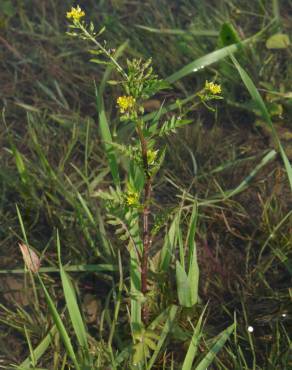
[0,0,291,369]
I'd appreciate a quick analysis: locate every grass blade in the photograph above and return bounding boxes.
[95,86,120,188]
[165,20,274,85]
[94,42,128,188]
[136,24,218,37]
[57,231,90,362]
[176,261,192,307]
[147,305,178,370]
[19,326,57,368]
[182,306,207,370]
[38,275,80,370]
[166,41,244,84]
[160,211,180,272]
[195,323,235,370]
[231,55,292,191]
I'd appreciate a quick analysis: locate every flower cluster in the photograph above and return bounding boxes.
[125,189,140,207]
[117,95,136,113]
[205,81,222,95]
[66,5,85,21]
[198,80,223,110]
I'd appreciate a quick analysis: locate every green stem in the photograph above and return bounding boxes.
[78,22,128,79]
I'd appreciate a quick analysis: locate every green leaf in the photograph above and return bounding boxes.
[38,276,80,370]
[218,22,241,47]
[147,305,178,369]
[160,212,180,271]
[132,342,147,366]
[57,232,90,362]
[90,59,110,65]
[182,307,207,370]
[95,86,120,188]
[266,33,290,49]
[187,203,198,269]
[95,42,128,189]
[136,24,218,37]
[176,261,193,307]
[130,246,142,333]
[187,251,199,306]
[19,326,57,368]
[165,23,273,85]
[195,323,235,370]
[12,145,29,185]
[0,264,116,274]
[0,0,16,16]
[231,55,292,192]
[166,39,249,84]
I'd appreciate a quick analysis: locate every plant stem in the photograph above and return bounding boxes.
[78,22,128,79]
[136,122,152,322]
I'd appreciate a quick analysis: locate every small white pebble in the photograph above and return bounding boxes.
[248,326,254,333]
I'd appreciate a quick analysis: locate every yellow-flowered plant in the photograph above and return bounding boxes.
[205,81,222,95]
[117,95,136,113]
[66,5,85,21]
[65,7,224,358]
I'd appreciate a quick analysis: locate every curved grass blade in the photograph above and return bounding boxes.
[166,40,247,84]
[173,150,277,205]
[231,55,292,191]
[195,323,235,370]
[166,21,274,85]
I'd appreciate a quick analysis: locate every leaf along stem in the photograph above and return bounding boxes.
[136,121,152,322]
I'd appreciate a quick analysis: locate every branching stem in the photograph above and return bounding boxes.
[78,22,128,79]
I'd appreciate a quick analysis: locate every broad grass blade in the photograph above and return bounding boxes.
[166,41,245,84]
[160,212,180,272]
[57,232,90,362]
[166,22,273,84]
[176,261,192,307]
[195,323,235,370]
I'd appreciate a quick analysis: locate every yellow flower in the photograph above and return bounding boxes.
[147,149,158,165]
[126,190,139,207]
[66,5,85,21]
[205,81,222,95]
[117,96,136,113]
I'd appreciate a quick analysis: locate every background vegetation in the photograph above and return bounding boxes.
[0,0,291,369]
